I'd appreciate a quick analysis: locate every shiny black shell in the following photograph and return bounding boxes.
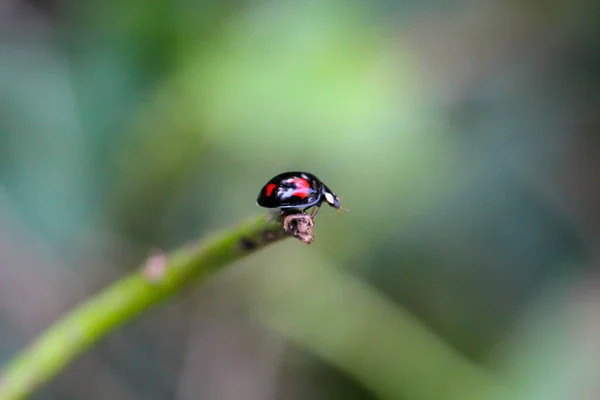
[256,171,337,211]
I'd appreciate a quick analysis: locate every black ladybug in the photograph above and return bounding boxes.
[256,171,341,218]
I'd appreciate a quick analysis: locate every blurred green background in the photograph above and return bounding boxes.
[1,0,599,399]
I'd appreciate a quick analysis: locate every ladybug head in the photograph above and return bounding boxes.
[323,191,340,209]
[324,191,350,216]
[319,182,348,216]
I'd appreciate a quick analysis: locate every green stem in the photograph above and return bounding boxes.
[0,213,287,400]
[0,211,512,400]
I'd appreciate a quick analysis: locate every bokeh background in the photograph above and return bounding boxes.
[1,0,599,399]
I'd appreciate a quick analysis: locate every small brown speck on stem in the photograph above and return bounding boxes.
[262,230,275,241]
[240,237,257,250]
[283,213,315,244]
[142,251,168,284]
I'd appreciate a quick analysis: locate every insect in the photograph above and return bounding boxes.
[256,171,343,218]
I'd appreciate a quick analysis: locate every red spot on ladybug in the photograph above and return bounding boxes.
[256,171,342,219]
[289,178,310,199]
[266,183,277,196]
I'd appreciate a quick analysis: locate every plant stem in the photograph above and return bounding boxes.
[0,212,512,400]
[0,213,288,400]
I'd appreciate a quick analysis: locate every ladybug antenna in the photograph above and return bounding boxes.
[333,194,350,216]
[336,206,351,216]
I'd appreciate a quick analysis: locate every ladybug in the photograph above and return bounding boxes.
[256,171,341,218]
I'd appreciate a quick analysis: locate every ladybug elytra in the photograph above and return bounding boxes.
[256,171,341,218]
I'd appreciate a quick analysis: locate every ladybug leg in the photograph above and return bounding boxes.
[278,208,301,221]
[278,209,290,219]
[308,205,322,219]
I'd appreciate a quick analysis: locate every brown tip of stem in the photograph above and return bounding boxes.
[283,213,315,244]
